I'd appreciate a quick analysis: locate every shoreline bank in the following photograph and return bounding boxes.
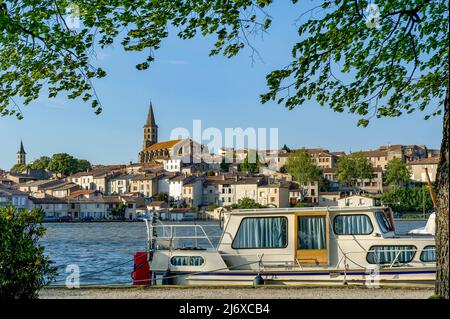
[40,286,434,299]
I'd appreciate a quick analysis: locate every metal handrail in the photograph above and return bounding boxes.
[335,247,434,270]
[149,224,217,250]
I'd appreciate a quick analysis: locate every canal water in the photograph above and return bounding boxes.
[41,220,427,286]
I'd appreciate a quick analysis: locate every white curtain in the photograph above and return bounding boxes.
[420,246,436,262]
[334,215,373,235]
[367,246,416,264]
[233,217,287,249]
[298,216,326,249]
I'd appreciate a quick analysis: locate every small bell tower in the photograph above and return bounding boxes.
[17,140,26,165]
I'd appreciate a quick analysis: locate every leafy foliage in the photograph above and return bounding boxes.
[9,153,90,176]
[46,153,91,176]
[260,0,448,126]
[336,152,373,190]
[111,202,126,219]
[155,192,168,203]
[0,206,56,299]
[382,185,433,212]
[28,156,51,170]
[220,159,230,171]
[384,158,412,186]
[285,149,323,185]
[0,0,273,118]
[1,1,446,123]
[230,197,266,209]
[238,150,259,173]
[9,163,27,173]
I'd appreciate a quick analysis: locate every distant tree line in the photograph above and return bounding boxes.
[10,153,91,177]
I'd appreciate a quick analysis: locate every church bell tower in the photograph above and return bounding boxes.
[17,140,26,165]
[143,102,158,149]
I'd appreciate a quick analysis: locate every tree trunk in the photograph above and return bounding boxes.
[435,87,449,298]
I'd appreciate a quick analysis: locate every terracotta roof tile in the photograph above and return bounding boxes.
[408,157,440,165]
[143,139,182,152]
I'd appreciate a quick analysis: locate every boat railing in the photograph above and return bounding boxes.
[145,221,222,251]
[336,247,434,270]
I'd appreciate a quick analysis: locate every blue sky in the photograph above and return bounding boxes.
[0,2,443,169]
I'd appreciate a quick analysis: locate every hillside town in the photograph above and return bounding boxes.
[0,103,441,222]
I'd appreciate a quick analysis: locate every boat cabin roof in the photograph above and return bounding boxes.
[229,206,388,215]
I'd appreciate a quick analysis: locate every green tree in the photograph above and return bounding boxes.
[76,159,91,172]
[28,156,51,170]
[47,153,90,176]
[285,149,323,195]
[0,0,447,298]
[382,185,433,213]
[0,206,56,299]
[231,197,266,209]
[384,158,412,187]
[238,151,259,174]
[336,153,373,193]
[220,159,230,171]
[111,203,126,220]
[155,192,168,203]
[10,163,28,173]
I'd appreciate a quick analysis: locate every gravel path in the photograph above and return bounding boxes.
[40,286,433,299]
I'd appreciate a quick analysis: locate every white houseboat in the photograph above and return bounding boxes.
[137,206,436,286]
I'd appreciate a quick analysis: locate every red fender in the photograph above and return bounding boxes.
[131,251,151,286]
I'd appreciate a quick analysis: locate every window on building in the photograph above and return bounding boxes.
[232,217,288,249]
[367,245,416,265]
[334,215,373,235]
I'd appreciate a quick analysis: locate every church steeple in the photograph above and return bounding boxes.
[146,101,157,127]
[143,101,158,149]
[17,140,26,165]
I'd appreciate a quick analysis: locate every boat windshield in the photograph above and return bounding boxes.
[375,211,395,233]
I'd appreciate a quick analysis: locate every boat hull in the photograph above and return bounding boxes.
[153,267,436,287]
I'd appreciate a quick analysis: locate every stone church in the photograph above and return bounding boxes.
[138,102,205,164]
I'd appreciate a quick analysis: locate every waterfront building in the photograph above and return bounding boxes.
[181,176,204,207]
[408,156,440,182]
[17,179,66,195]
[318,191,342,206]
[257,181,290,208]
[108,174,137,195]
[288,182,302,206]
[0,185,29,209]
[356,144,428,170]
[30,195,69,218]
[46,183,81,198]
[130,173,158,198]
[338,195,376,207]
[5,172,36,184]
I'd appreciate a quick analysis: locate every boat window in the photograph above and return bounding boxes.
[170,256,205,266]
[375,211,394,233]
[420,246,436,262]
[333,215,373,235]
[367,245,416,265]
[297,216,326,250]
[232,217,288,249]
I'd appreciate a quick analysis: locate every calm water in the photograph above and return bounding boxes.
[41,219,426,286]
